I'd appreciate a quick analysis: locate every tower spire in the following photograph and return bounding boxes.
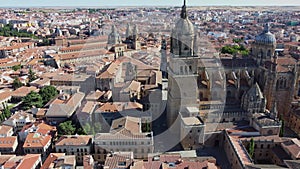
[181,0,187,19]
[263,22,270,33]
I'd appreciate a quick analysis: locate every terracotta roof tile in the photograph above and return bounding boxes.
[55,135,92,146]
[0,136,17,148]
[23,133,51,148]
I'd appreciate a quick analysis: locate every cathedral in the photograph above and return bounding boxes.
[165,0,299,149]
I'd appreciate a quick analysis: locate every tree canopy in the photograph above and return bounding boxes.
[0,24,37,38]
[39,85,59,104]
[248,137,255,159]
[28,68,37,83]
[22,91,43,110]
[12,65,21,71]
[12,77,23,90]
[0,103,11,122]
[221,45,249,56]
[58,120,76,136]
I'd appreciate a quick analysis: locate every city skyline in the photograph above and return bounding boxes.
[0,0,300,7]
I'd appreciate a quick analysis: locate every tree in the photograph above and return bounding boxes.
[0,113,5,122]
[22,91,43,110]
[233,38,242,43]
[248,138,255,159]
[28,68,37,83]
[77,123,92,135]
[142,123,151,132]
[1,103,11,121]
[2,103,11,118]
[93,122,102,133]
[0,24,37,38]
[39,85,59,104]
[12,77,23,90]
[221,45,249,56]
[12,65,21,71]
[58,121,76,136]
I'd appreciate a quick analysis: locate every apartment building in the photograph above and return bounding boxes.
[55,135,93,165]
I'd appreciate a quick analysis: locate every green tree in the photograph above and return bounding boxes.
[2,103,11,118]
[39,85,59,104]
[233,38,242,43]
[248,138,255,159]
[93,122,101,133]
[42,38,51,46]
[22,91,43,110]
[58,121,76,136]
[0,24,37,38]
[77,123,92,135]
[142,123,151,132]
[12,77,23,90]
[0,113,4,122]
[28,68,37,83]
[241,50,249,57]
[12,65,21,71]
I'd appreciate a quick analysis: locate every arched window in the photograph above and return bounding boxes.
[283,79,287,88]
[227,91,232,97]
[199,92,204,100]
[260,49,264,58]
[277,77,287,89]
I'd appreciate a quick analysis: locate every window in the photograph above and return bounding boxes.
[180,66,183,74]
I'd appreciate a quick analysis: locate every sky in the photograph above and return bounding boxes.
[0,0,300,7]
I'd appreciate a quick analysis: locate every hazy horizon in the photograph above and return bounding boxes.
[0,0,300,7]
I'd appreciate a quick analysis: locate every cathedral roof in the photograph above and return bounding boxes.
[173,0,194,36]
[255,23,276,45]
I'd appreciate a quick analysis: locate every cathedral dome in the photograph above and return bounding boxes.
[255,23,276,45]
[174,18,194,36]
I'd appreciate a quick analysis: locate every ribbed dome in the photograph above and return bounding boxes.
[174,18,194,35]
[255,32,276,45]
[255,23,276,45]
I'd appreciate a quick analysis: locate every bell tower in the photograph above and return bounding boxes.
[167,0,200,127]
